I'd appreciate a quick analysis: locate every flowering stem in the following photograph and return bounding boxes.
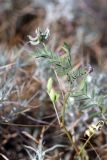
[52,102,61,125]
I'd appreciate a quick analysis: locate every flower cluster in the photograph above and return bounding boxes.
[28,28,50,45]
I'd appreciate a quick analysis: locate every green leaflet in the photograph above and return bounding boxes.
[62,42,71,54]
[70,68,87,85]
[80,103,96,110]
[79,80,87,94]
[100,104,107,114]
[47,77,53,93]
[47,78,60,103]
[49,88,60,103]
[74,95,90,101]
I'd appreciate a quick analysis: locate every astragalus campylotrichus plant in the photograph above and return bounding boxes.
[28,27,106,158]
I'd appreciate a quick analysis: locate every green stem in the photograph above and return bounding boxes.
[61,92,78,153]
[61,93,70,125]
[53,102,61,125]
